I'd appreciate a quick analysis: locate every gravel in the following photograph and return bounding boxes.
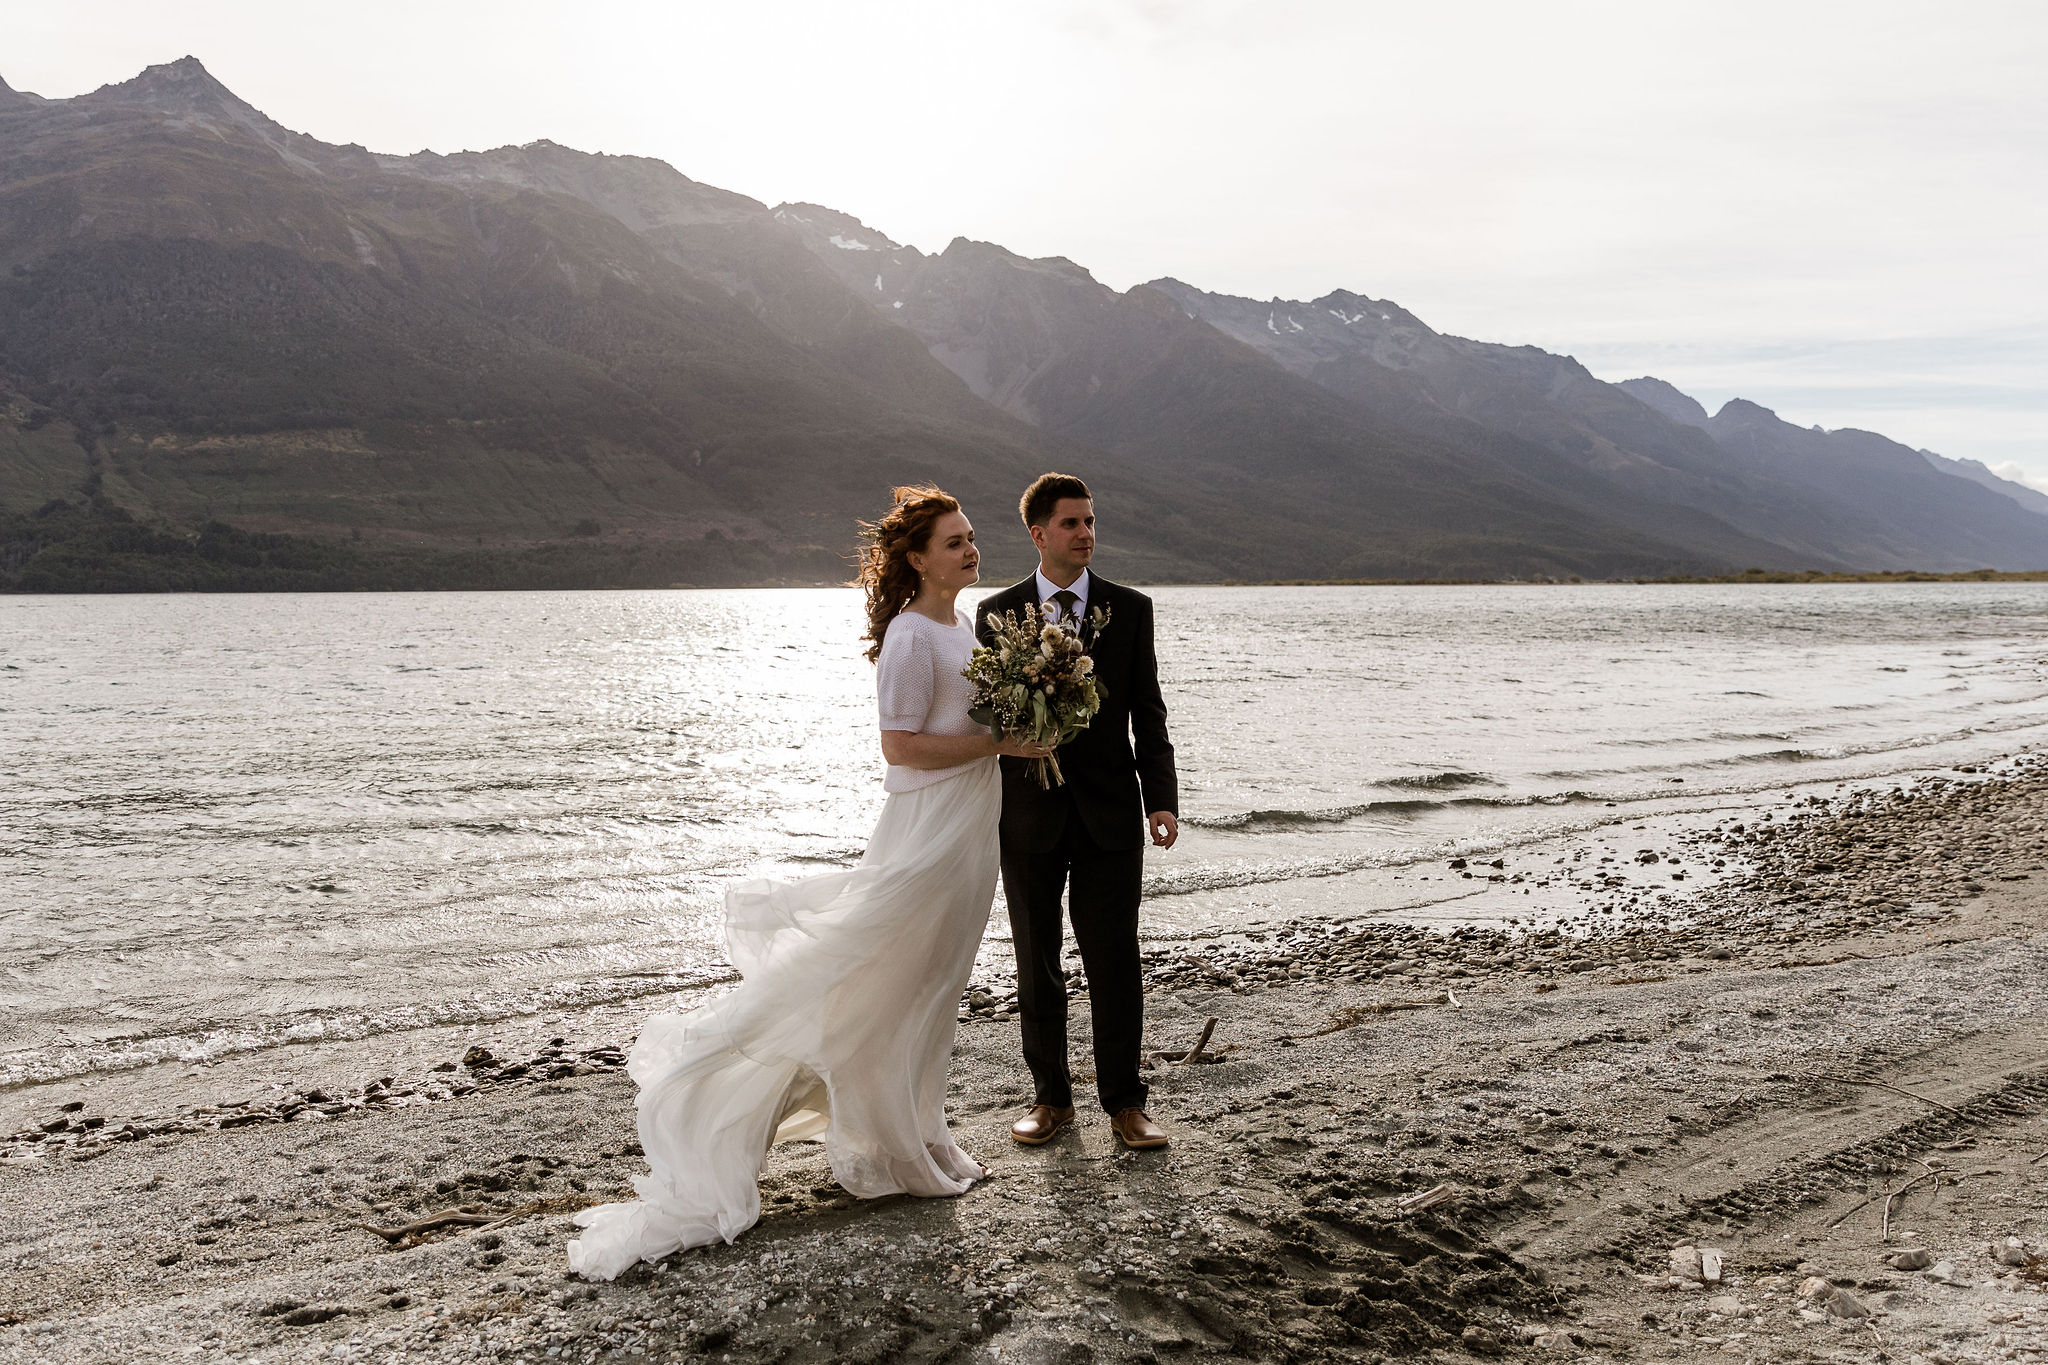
[4,753,2046,1363]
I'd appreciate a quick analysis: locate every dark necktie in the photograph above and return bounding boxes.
[1050,588,1080,630]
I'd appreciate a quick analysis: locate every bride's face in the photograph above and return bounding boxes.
[911,511,979,592]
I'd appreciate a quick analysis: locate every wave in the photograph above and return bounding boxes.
[1712,747,1834,765]
[1144,802,1648,898]
[1185,790,1600,831]
[1191,712,2048,837]
[1379,770,1503,791]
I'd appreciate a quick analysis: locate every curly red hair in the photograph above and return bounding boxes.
[855,484,962,663]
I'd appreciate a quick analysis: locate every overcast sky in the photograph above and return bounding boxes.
[12,0,2045,484]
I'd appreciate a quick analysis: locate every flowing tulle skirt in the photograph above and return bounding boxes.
[566,759,1001,1280]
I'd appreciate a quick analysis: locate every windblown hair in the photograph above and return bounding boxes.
[855,484,962,663]
[1019,472,1091,528]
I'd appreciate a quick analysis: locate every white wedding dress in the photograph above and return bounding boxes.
[568,609,997,1280]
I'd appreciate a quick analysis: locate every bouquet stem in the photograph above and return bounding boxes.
[1031,752,1064,790]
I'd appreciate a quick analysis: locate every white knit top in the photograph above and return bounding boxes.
[875,608,988,793]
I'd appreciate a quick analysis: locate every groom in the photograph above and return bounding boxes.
[977,473,1179,1150]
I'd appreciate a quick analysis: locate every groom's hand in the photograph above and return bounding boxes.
[1148,811,1178,849]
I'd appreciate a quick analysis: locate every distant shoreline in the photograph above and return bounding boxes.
[10,569,2048,595]
[10,492,2048,594]
[1228,568,2048,587]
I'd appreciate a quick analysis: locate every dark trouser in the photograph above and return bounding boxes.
[1000,811,1148,1115]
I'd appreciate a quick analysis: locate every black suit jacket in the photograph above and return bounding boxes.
[974,573,1177,852]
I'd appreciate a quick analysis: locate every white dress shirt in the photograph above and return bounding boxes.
[1033,567,1092,630]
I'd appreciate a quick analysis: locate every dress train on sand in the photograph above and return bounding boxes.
[566,759,999,1280]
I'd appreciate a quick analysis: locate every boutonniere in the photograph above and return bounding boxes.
[1085,604,1111,637]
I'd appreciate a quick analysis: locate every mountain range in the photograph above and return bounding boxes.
[2,57,2042,590]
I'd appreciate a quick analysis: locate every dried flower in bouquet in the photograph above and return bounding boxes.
[963,603,1110,788]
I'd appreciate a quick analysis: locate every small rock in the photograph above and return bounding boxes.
[1670,1244,1723,1284]
[1825,1288,1870,1320]
[1994,1244,2026,1267]
[1461,1323,1505,1355]
[1925,1260,1971,1287]
[1886,1248,1932,1271]
[1704,1294,1745,1316]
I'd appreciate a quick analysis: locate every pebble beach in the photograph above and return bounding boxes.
[4,753,2047,1364]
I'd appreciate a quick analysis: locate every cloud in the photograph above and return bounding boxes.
[1579,326,2048,478]
[1989,462,2048,496]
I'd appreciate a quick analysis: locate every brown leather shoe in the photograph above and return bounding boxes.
[1110,1108,1169,1149]
[1010,1104,1077,1146]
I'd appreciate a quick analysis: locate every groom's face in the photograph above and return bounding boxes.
[1031,497,1095,577]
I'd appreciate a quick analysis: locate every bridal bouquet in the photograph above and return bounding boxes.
[964,603,1110,789]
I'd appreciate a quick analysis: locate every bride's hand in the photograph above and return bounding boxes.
[994,734,1056,760]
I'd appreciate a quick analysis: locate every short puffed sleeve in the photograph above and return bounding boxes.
[875,615,935,732]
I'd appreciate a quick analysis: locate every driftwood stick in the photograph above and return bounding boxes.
[1183,1017,1219,1064]
[1823,1192,1881,1229]
[364,1194,597,1242]
[1804,1072,1969,1119]
[1290,999,1446,1040]
[1882,1170,1940,1241]
[359,1209,496,1242]
[1394,1182,1455,1214]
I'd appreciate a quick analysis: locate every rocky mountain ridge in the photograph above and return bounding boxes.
[1922,449,2048,518]
[1145,280,2048,572]
[1,56,2040,588]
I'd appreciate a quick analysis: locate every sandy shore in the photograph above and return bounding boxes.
[4,757,2047,1364]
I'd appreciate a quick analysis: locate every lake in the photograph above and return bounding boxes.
[4,582,2046,1089]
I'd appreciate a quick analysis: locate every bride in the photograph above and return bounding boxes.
[568,486,1051,1280]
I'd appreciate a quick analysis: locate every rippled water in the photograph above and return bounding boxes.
[4,583,2046,1088]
